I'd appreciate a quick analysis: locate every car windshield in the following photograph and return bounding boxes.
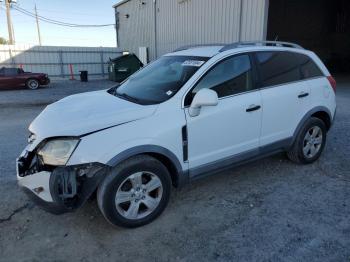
[110,56,209,105]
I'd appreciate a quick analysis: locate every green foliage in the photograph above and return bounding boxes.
[0,37,9,45]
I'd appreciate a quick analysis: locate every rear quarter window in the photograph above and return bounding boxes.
[299,57,324,79]
[255,52,302,87]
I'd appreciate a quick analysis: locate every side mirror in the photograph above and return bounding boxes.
[189,88,218,117]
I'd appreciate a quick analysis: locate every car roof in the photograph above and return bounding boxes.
[165,41,309,58]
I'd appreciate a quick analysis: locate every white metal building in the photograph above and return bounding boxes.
[113,0,350,73]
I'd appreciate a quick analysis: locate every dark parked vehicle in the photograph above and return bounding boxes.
[0,67,50,90]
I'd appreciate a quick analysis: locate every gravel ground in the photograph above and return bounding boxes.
[0,78,349,262]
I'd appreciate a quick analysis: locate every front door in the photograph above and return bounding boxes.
[184,54,262,177]
[1,68,21,88]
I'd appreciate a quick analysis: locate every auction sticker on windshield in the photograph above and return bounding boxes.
[182,60,205,67]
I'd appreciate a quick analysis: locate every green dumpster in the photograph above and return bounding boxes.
[108,53,143,82]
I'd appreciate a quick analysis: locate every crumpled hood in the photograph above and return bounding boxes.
[29,90,157,140]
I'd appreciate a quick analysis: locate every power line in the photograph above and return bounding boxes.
[12,5,115,28]
[36,8,108,17]
[13,5,115,27]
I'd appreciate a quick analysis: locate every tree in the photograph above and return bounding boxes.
[0,37,9,45]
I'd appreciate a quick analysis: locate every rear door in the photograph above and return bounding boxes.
[255,51,311,147]
[184,54,262,176]
[299,55,328,113]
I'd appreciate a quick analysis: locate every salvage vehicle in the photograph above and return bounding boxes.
[0,67,50,90]
[17,41,336,228]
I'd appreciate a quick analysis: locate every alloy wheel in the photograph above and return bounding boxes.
[303,126,323,158]
[115,172,163,220]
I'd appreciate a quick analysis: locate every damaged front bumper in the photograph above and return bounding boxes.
[16,148,108,214]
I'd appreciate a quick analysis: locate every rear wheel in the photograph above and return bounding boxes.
[97,155,171,228]
[287,117,327,164]
[26,79,40,90]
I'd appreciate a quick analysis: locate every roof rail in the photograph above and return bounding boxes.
[219,41,303,52]
[174,43,225,52]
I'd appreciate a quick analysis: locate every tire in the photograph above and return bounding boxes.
[26,79,40,90]
[287,117,327,164]
[97,155,172,228]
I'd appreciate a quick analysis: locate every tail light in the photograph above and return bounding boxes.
[327,76,336,93]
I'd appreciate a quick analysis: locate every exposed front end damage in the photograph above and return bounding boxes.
[17,149,108,214]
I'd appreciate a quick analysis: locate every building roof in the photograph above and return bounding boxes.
[112,0,131,8]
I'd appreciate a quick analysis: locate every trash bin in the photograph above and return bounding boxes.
[79,71,88,82]
[108,54,143,82]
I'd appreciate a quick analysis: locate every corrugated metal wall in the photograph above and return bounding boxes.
[116,0,155,60]
[0,44,121,78]
[116,0,268,61]
[155,0,242,57]
[240,0,268,41]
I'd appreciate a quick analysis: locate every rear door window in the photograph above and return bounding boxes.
[255,51,324,88]
[255,52,302,87]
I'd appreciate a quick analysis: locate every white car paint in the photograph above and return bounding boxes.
[259,81,310,146]
[185,90,262,169]
[17,171,52,202]
[29,90,158,138]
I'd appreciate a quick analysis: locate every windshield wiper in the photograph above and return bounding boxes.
[107,84,119,96]
[116,92,142,104]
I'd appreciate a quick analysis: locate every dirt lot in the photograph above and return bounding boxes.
[0,79,349,262]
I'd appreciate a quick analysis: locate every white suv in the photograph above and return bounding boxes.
[17,42,336,228]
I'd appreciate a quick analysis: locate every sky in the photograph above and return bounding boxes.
[0,0,121,47]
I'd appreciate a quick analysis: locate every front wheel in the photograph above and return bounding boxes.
[97,155,172,228]
[287,117,327,164]
[26,79,40,90]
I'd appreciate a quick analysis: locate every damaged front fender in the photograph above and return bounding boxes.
[19,163,109,214]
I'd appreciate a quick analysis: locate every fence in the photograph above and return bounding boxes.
[0,44,123,79]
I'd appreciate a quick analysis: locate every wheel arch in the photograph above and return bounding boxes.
[292,106,332,146]
[26,77,40,83]
[106,145,188,188]
[311,111,331,130]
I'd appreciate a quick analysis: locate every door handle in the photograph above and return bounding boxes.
[246,104,261,112]
[298,92,309,98]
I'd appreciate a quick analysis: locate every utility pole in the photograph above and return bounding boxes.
[5,0,15,44]
[34,4,42,45]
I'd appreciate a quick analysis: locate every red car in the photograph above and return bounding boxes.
[0,67,50,90]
